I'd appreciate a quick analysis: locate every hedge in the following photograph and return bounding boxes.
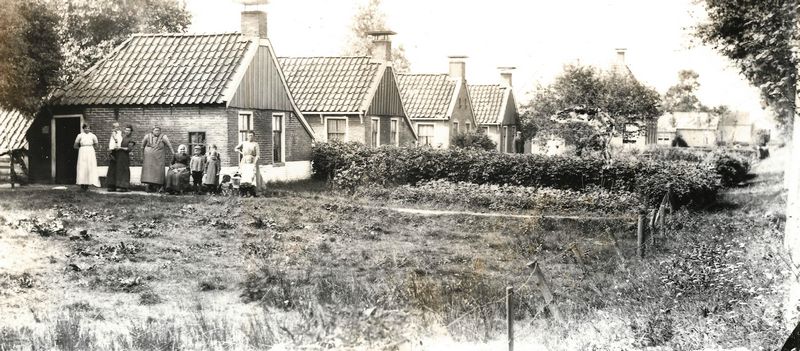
[358,180,642,214]
[311,142,722,208]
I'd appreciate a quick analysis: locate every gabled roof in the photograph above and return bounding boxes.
[396,74,456,119]
[52,33,252,106]
[0,109,32,154]
[658,112,719,131]
[468,84,507,125]
[277,57,380,113]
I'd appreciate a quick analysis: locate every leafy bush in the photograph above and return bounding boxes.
[451,131,497,151]
[711,150,751,187]
[313,142,721,208]
[358,180,642,213]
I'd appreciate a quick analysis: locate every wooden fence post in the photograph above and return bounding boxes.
[506,286,514,351]
[637,214,646,258]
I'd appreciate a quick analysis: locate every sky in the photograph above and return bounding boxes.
[185,0,771,127]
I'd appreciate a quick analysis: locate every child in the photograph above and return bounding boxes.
[189,145,206,194]
[202,145,222,194]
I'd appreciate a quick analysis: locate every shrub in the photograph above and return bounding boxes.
[451,131,497,151]
[313,142,721,208]
[358,180,642,213]
[711,150,751,187]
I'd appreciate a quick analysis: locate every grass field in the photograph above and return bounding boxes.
[0,149,790,350]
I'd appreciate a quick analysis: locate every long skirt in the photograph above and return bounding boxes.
[141,147,165,185]
[165,165,191,194]
[110,150,131,189]
[76,146,100,187]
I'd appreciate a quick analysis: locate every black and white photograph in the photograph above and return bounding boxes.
[0,0,798,349]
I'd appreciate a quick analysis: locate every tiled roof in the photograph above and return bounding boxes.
[52,33,251,106]
[396,74,456,119]
[277,57,380,113]
[469,84,506,124]
[0,109,32,154]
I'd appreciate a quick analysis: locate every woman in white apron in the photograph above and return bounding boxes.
[234,131,263,196]
[73,124,101,190]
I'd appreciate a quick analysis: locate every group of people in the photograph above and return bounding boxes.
[74,123,262,195]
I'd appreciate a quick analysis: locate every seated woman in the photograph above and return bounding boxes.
[165,144,192,194]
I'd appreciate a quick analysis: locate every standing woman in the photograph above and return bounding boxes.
[111,125,135,192]
[74,124,101,191]
[106,122,123,191]
[234,131,262,196]
[141,126,175,192]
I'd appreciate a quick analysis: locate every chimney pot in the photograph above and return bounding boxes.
[448,56,467,81]
[497,66,515,88]
[241,10,268,39]
[367,30,396,64]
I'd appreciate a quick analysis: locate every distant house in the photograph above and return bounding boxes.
[656,112,719,147]
[278,32,417,147]
[27,10,315,184]
[717,111,754,144]
[0,109,33,184]
[397,56,478,148]
[468,67,520,153]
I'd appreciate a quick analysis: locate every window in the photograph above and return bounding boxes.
[326,118,347,141]
[482,126,490,134]
[466,122,472,132]
[272,113,283,163]
[452,121,459,134]
[390,118,399,146]
[418,124,434,146]
[371,118,380,147]
[238,112,254,144]
[188,132,206,155]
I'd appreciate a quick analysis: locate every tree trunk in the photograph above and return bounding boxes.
[786,83,800,265]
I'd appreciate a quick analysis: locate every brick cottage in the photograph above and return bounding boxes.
[26,10,315,185]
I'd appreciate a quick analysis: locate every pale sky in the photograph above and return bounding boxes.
[185,0,770,127]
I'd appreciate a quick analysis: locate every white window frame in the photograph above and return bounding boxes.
[371,117,380,147]
[272,113,285,163]
[453,121,459,134]
[466,122,472,132]
[390,118,399,146]
[238,111,254,145]
[324,117,348,142]
[51,114,85,179]
[417,123,435,146]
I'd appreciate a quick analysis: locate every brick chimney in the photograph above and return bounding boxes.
[448,56,467,81]
[367,30,396,64]
[615,48,627,66]
[241,10,268,39]
[498,66,515,88]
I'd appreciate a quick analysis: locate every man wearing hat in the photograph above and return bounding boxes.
[189,145,207,194]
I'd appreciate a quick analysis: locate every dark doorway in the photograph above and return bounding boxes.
[54,117,80,184]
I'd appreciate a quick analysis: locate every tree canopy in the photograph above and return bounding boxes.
[663,70,704,112]
[520,64,662,149]
[694,0,798,131]
[0,0,63,114]
[342,0,411,72]
[50,0,191,84]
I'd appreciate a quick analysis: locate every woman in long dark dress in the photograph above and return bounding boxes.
[111,125,135,192]
[106,122,122,191]
[165,144,191,194]
[141,126,174,192]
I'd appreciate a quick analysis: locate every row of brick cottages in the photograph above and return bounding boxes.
[20,10,520,185]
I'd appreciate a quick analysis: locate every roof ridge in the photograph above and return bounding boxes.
[278,56,374,60]
[132,32,242,37]
[397,73,449,77]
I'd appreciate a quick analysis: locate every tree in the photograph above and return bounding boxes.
[451,131,497,151]
[695,0,797,131]
[49,0,191,84]
[663,70,704,112]
[520,64,661,155]
[342,0,411,72]
[0,0,63,114]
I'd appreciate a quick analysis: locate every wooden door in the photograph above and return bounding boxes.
[54,117,80,184]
